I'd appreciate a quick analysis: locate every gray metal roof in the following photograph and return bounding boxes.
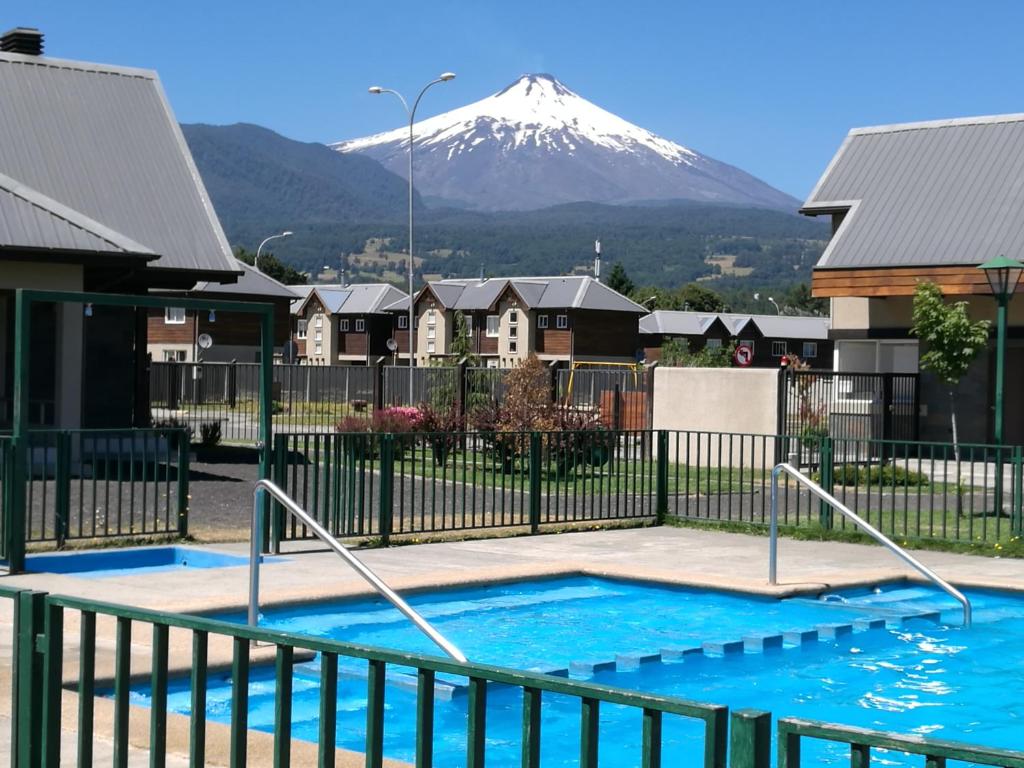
[639,310,829,340]
[192,260,297,299]
[803,113,1024,269]
[0,51,237,277]
[417,276,647,313]
[294,283,407,316]
[0,172,156,256]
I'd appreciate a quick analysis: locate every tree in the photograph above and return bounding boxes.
[235,246,308,285]
[449,312,478,363]
[659,338,735,368]
[631,286,680,311]
[678,283,728,312]
[606,263,634,296]
[910,281,990,457]
[781,283,828,316]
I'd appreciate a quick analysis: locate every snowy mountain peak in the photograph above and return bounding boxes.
[332,74,797,212]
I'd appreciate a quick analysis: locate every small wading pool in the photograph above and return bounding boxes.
[26,546,268,578]
[126,576,1024,766]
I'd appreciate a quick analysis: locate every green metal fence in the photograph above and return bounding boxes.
[0,437,10,561]
[3,585,1024,767]
[270,429,1024,549]
[20,428,189,547]
[270,429,658,545]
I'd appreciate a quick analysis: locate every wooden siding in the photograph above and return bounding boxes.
[147,309,194,343]
[572,309,640,358]
[536,327,571,355]
[812,266,1001,297]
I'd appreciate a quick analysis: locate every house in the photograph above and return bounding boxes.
[291,283,407,365]
[146,260,294,363]
[803,113,1024,443]
[640,311,832,367]
[0,29,240,429]
[386,276,647,367]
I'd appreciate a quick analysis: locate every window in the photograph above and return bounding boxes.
[537,314,549,329]
[772,341,788,357]
[486,358,499,369]
[739,339,754,354]
[509,309,518,326]
[427,326,436,340]
[463,314,473,336]
[556,314,568,329]
[339,319,350,332]
[802,342,818,359]
[314,330,323,342]
[314,315,323,328]
[165,307,185,325]
[427,340,436,354]
[163,350,186,362]
[296,319,307,339]
[355,319,365,333]
[427,308,436,324]
[509,340,518,354]
[486,315,499,337]
[509,325,518,339]
[314,344,322,355]
[398,315,408,329]
[706,338,723,350]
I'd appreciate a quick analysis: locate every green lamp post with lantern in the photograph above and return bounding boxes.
[977,255,1024,445]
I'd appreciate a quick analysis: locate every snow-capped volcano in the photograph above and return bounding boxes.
[333,74,797,212]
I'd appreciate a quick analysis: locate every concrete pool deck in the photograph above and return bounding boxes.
[2,525,1022,766]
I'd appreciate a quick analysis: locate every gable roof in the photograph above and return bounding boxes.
[803,113,1024,270]
[640,310,829,340]
[192,260,297,299]
[400,276,647,314]
[293,283,407,316]
[0,51,237,279]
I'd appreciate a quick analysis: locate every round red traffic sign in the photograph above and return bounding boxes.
[733,344,753,367]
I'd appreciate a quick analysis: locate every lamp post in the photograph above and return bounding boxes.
[753,293,781,315]
[369,72,456,403]
[978,255,1024,444]
[256,231,293,273]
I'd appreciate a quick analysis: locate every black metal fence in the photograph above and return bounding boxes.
[779,370,919,448]
[268,428,1023,549]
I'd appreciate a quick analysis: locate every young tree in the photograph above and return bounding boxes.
[606,263,634,296]
[910,281,990,457]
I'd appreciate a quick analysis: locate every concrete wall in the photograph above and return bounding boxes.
[653,367,780,467]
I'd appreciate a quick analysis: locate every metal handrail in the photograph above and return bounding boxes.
[248,479,468,662]
[769,454,971,627]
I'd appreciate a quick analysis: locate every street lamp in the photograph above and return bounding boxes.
[369,72,456,403]
[978,255,1024,444]
[256,231,293,273]
[753,292,781,315]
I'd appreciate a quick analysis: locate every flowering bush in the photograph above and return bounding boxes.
[417,404,466,465]
[372,406,422,434]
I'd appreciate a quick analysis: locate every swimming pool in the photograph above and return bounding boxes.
[26,545,267,578]
[130,576,1024,766]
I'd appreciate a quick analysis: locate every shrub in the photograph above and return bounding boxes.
[814,463,929,487]
[199,421,222,446]
[498,356,555,434]
[152,417,194,447]
[373,406,422,434]
[417,404,466,465]
[549,407,616,474]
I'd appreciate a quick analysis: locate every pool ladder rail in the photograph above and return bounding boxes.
[248,478,469,663]
[769,453,972,628]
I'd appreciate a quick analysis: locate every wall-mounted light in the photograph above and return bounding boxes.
[208,309,216,322]
[84,303,93,317]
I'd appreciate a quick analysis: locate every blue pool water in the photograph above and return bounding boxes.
[132,577,1024,766]
[27,546,260,578]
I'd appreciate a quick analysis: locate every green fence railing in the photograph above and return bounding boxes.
[0,436,11,561]
[5,586,1024,767]
[20,427,189,548]
[270,429,1024,550]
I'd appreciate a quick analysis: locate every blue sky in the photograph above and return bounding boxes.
[7,1,1024,199]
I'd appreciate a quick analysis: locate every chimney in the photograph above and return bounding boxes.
[0,27,44,56]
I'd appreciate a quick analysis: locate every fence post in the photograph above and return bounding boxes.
[656,430,669,524]
[228,359,237,409]
[818,435,834,529]
[612,384,622,431]
[168,361,179,411]
[54,431,71,549]
[374,360,386,411]
[529,432,542,533]
[378,433,394,545]
[775,368,789,464]
[177,429,189,538]
[271,434,289,553]
[456,359,468,416]
[728,709,771,768]
[1013,445,1023,537]
[15,590,47,768]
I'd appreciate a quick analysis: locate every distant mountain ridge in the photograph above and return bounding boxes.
[332,73,798,212]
